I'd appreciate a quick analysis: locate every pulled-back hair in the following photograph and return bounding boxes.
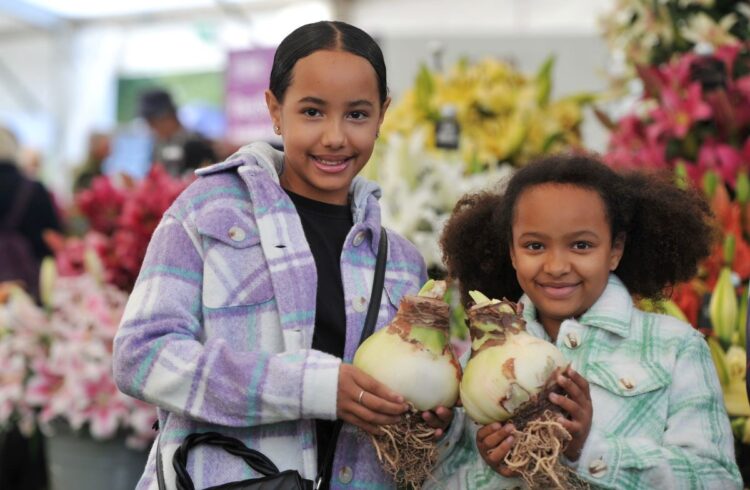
[269,21,388,104]
[440,153,716,304]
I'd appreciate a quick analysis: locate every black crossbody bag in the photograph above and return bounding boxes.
[156,228,388,490]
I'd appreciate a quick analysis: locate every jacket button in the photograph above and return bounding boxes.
[589,457,608,478]
[228,226,246,242]
[353,295,368,312]
[338,465,353,484]
[619,377,636,391]
[563,332,580,349]
[352,231,366,247]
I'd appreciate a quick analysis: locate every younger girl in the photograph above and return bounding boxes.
[433,153,742,488]
[114,21,452,490]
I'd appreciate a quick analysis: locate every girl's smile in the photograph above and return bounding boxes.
[536,281,582,299]
[311,154,355,173]
[510,183,624,339]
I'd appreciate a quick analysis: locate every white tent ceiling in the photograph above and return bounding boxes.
[0,0,616,35]
[0,0,313,35]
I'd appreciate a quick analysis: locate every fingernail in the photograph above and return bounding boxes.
[507,436,514,444]
[492,423,501,430]
[549,393,558,401]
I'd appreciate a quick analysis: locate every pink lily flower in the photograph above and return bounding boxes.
[650,83,713,139]
[81,372,129,440]
[0,354,26,423]
[698,140,744,186]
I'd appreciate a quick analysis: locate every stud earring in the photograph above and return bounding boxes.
[273,125,280,134]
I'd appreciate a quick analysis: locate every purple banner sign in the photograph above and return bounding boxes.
[225,47,279,146]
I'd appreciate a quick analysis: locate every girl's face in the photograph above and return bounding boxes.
[510,183,624,337]
[265,49,389,205]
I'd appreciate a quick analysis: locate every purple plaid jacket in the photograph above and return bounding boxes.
[113,142,428,489]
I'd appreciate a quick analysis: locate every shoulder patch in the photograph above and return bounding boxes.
[195,155,256,177]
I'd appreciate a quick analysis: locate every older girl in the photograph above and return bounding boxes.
[114,21,451,490]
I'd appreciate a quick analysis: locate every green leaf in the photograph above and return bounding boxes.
[415,64,436,120]
[535,55,555,106]
[418,279,436,297]
[738,285,748,349]
[702,170,719,199]
[736,172,750,204]
[707,336,729,387]
[724,235,736,266]
[674,161,689,190]
[561,92,598,105]
[541,132,566,153]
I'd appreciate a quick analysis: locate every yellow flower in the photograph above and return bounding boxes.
[381,57,591,170]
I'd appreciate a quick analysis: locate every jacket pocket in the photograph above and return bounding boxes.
[197,207,273,308]
[585,360,671,397]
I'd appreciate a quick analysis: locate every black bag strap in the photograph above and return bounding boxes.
[360,227,388,345]
[157,228,388,490]
[314,227,387,489]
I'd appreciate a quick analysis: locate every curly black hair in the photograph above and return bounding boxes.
[440,153,716,305]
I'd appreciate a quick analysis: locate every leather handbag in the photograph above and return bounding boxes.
[156,228,388,490]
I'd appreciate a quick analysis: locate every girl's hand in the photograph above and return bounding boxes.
[337,364,408,435]
[421,406,453,439]
[549,365,592,461]
[476,422,519,478]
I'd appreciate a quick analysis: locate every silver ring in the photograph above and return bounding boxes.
[357,390,366,405]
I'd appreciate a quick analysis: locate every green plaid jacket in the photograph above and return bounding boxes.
[427,275,742,489]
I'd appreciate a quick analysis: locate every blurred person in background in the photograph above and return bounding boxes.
[18,148,44,180]
[0,126,62,298]
[0,126,59,490]
[138,87,217,177]
[73,131,112,193]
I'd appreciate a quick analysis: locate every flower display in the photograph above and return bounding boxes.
[666,172,750,427]
[366,133,513,272]
[603,42,750,188]
[0,261,156,449]
[50,164,191,292]
[0,165,190,453]
[600,0,750,75]
[600,4,750,479]
[380,57,592,169]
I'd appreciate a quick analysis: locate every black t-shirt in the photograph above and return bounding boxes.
[284,189,352,486]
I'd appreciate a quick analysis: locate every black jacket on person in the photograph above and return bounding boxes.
[0,160,61,261]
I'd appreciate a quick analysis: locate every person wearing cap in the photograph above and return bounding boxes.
[137,88,217,176]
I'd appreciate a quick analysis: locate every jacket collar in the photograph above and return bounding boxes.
[519,274,633,338]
